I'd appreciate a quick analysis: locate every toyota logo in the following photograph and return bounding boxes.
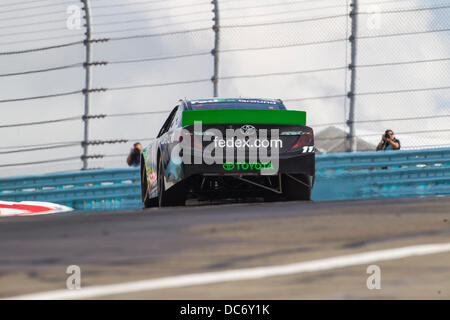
[223,163,235,171]
[240,125,256,135]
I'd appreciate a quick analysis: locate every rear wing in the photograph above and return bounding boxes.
[182,109,307,127]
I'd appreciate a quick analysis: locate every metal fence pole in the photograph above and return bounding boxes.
[82,0,93,169]
[212,0,220,97]
[347,0,358,152]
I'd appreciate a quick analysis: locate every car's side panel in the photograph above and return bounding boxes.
[142,140,159,199]
[160,129,186,190]
[144,106,186,199]
[160,106,185,191]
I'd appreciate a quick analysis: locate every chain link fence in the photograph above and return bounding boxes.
[0,0,449,176]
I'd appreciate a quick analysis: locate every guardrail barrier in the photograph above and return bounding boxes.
[1,148,449,211]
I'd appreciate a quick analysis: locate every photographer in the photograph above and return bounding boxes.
[376,129,401,151]
[126,142,143,167]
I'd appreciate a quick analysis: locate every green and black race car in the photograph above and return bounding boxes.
[140,98,315,207]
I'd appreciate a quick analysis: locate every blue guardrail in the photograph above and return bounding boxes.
[1,148,449,211]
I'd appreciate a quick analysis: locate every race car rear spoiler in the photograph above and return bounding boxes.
[182,109,307,127]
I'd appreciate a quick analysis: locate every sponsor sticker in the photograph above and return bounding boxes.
[222,162,273,171]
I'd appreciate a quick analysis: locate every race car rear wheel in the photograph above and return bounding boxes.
[282,174,311,201]
[158,157,186,207]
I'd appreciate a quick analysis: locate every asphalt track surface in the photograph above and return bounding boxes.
[1,197,450,299]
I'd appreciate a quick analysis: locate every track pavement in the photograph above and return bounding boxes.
[1,197,449,299]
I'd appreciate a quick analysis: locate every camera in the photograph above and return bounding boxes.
[385,133,391,139]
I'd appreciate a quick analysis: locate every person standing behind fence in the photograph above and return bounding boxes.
[376,129,401,151]
[127,142,143,167]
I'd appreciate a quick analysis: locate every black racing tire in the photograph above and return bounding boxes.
[157,156,186,207]
[282,173,312,201]
[141,161,158,208]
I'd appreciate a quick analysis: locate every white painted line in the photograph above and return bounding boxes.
[6,242,450,300]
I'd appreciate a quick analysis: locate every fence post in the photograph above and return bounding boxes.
[81,0,93,170]
[347,0,358,152]
[212,0,220,97]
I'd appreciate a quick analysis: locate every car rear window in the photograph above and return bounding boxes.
[189,99,286,111]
